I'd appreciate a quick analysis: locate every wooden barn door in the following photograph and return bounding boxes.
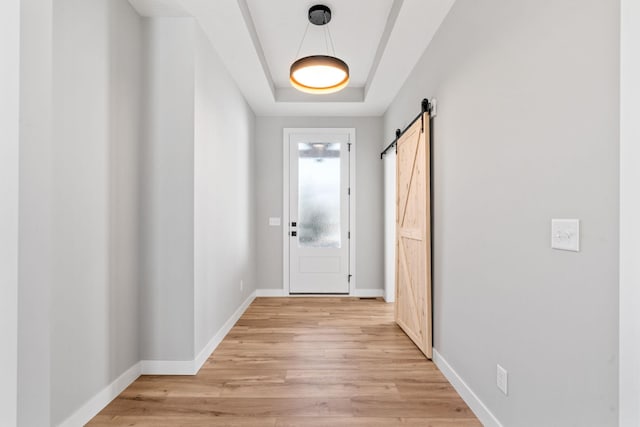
[395,112,432,359]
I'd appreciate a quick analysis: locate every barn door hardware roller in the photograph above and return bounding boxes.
[380,98,433,159]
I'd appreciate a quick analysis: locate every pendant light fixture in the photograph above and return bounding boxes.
[290,5,350,94]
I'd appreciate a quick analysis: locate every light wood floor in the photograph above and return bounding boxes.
[88,297,480,426]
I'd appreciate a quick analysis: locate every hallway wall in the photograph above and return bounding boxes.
[51,0,142,424]
[139,17,195,362]
[139,17,257,363]
[193,24,257,358]
[18,0,53,425]
[619,0,640,424]
[384,0,620,425]
[49,8,258,424]
[0,1,20,425]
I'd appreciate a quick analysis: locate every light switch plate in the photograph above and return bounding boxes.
[551,219,580,252]
[269,217,281,226]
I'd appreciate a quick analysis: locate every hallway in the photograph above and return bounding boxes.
[88,298,480,426]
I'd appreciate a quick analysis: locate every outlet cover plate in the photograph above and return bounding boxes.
[497,364,508,395]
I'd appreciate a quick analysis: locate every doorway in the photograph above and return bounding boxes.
[283,128,356,294]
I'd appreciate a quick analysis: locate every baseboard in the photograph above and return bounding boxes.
[57,361,141,427]
[383,286,395,303]
[255,288,286,297]
[433,348,503,427]
[353,289,384,298]
[256,288,384,298]
[192,290,256,372]
[140,359,196,375]
[142,291,257,375]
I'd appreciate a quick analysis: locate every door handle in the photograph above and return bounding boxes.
[290,231,297,236]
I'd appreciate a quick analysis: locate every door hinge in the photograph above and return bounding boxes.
[347,143,351,152]
[348,187,351,196]
[348,274,352,283]
[348,231,351,239]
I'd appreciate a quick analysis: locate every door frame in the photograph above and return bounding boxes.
[620,1,640,424]
[283,128,356,295]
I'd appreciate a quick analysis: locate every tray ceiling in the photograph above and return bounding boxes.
[129,0,456,116]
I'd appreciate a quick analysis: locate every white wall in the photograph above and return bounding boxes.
[619,0,640,425]
[7,2,258,423]
[194,26,256,355]
[139,17,195,362]
[254,116,384,292]
[17,0,53,425]
[384,1,619,425]
[140,17,257,363]
[51,0,142,423]
[46,7,257,421]
[0,1,20,424]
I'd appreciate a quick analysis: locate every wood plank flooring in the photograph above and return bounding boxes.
[88,297,480,426]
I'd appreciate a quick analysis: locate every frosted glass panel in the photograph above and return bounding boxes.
[298,142,341,248]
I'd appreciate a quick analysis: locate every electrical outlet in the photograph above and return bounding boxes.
[497,364,508,395]
[240,280,244,292]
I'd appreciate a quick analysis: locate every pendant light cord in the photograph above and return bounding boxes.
[326,22,336,56]
[294,22,311,60]
[293,9,337,60]
[323,25,330,54]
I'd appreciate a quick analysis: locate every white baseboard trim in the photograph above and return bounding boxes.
[140,359,196,375]
[383,286,395,303]
[255,288,287,297]
[142,291,257,375]
[192,291,256,372]
[256,288,384,298]
[433,348,503,427]
[353,289,384,298]
[57,361,141,427]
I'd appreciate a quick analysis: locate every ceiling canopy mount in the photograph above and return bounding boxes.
[308,4,331,25]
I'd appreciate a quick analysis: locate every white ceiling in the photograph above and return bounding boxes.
[128,0,455,116]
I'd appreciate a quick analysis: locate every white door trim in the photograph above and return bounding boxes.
[620,1,640,425]
[283,128,356,295]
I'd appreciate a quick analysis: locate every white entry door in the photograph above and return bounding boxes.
[288,131,351,294]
